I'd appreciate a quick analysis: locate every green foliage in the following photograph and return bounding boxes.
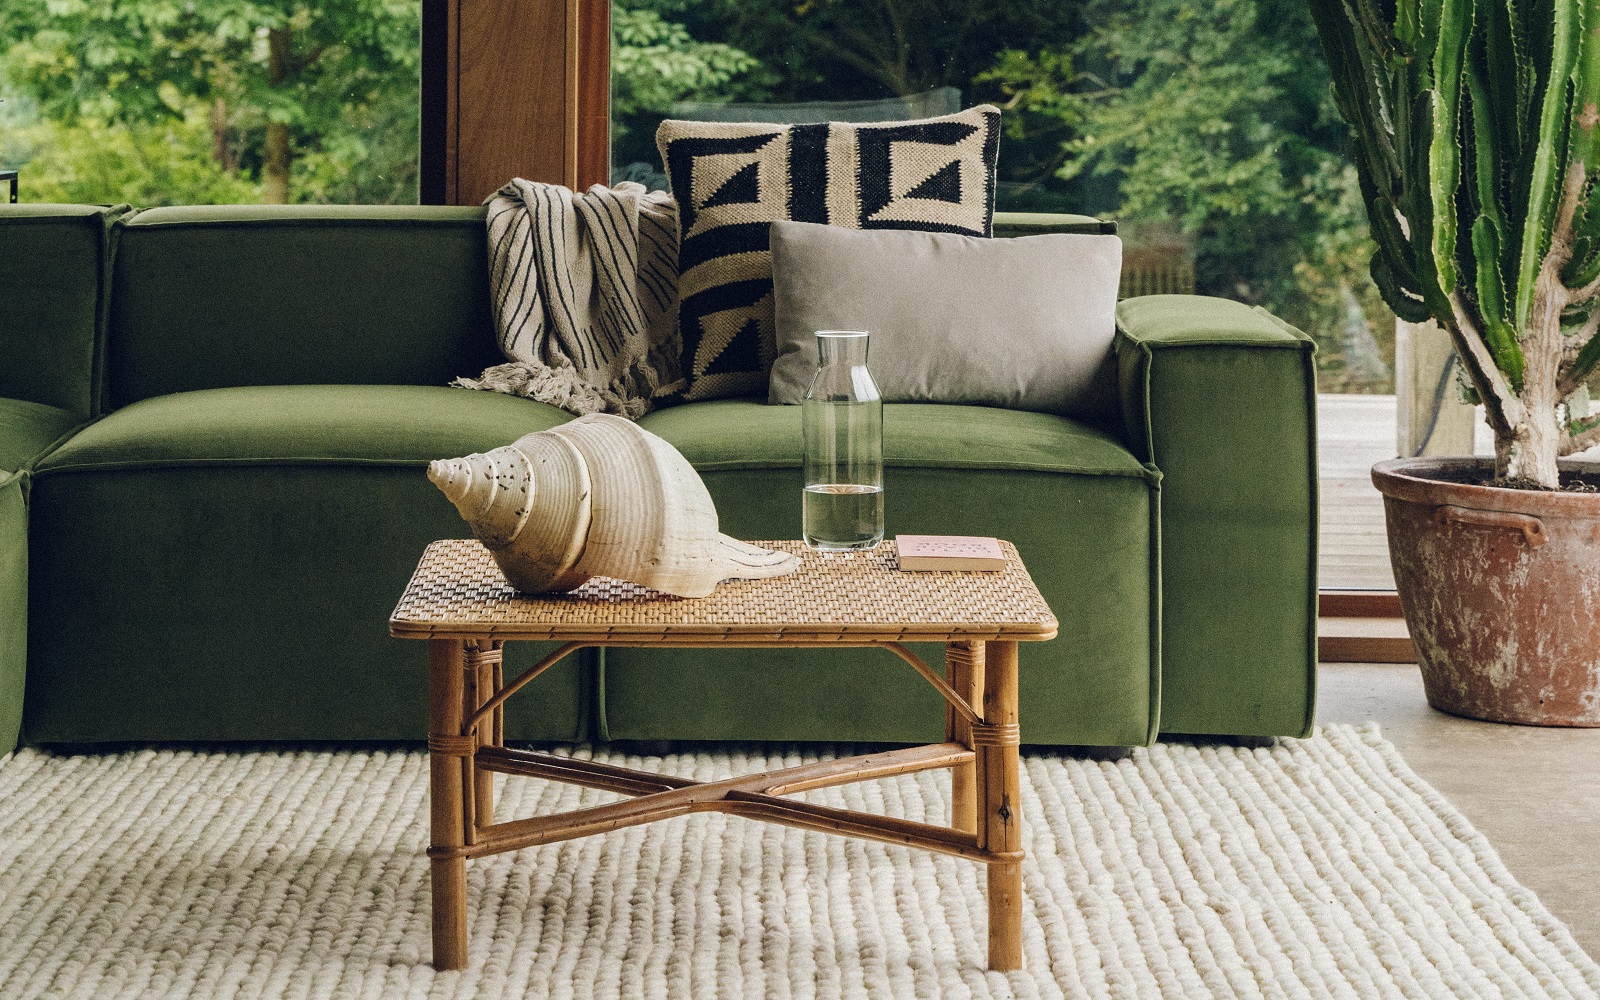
[1290,160,1399,392]
[288,62,420,204]
[642,0,1398,390]
[610,3,763,171]
[973,48,1083,199]
[1,94,260,205]
[1,0,418,204]
[637,0,1076,99]
[626,0,1082,205]
[986,0,1396,389]
[612,8,759,117]
[1050,0,1316,227]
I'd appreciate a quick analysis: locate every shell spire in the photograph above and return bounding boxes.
[426,449,533,548]
[427,414,799,598]
[427,458,473,507]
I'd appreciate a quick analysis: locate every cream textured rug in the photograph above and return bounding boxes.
[1,725,1595,1000]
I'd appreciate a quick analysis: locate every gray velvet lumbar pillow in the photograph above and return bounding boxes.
[768,220,1121,417]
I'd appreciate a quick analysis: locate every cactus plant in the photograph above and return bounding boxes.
[1310,0,1600,488]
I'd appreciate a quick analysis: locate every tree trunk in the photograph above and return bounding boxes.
[264,124,290,204]
[211,99,233,172]
[1494,372,1563,486]
[1504,393,1563,484]
[1502,214,1579,487]
[264,27,292,204]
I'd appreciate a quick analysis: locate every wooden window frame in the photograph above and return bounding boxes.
[421,0,610,205]
[1318,591,1414,663]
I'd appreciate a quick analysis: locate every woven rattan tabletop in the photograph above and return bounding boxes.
[390,539,1058,642]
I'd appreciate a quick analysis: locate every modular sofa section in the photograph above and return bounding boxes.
[604,400,1159,747]
[25,385,587,744]
[0,204,124,417]
[107,206,502,408]
[0,204,122,755]
[1116,295,1318,738]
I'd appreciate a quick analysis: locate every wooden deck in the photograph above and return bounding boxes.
[1316,394,1493,590]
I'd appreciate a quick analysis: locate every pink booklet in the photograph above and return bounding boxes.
[895,535,1007,571]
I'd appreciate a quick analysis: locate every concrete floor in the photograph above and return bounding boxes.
[1317,661,1600,960]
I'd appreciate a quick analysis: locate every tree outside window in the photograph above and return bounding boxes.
[1,0,419,205]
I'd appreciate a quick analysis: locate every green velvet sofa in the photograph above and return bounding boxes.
[0,203,1318,755]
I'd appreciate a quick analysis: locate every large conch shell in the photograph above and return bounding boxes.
[428,413,800,598]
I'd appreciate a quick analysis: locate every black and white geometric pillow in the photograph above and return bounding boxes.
[657,106,1001,401]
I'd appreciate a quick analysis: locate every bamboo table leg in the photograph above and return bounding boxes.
[428,638,471,970]
[466,640,502,826]
[976,639,1023,971]
[945,642,983,834]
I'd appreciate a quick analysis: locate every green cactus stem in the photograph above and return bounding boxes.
[1311,0,1600,487]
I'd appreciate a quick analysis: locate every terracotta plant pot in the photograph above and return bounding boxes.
[1371,458,1600,726]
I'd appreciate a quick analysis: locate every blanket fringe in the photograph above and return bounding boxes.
[452,362,650,420]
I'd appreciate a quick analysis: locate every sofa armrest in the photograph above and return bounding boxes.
[992,211,1117,237]
[1114,294,1318,738]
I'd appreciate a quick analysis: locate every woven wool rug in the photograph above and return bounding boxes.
[0,725,1595,1000]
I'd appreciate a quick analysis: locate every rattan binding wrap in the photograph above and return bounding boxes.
[390,539,1058,641]
[428,734,478,757]
[969,723,1022,747]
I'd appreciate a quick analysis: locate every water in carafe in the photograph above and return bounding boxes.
[802,331,884,550]
[803,481,885,549]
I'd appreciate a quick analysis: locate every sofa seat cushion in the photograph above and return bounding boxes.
[25,384,584,746]
[38,384,570,472]
[638,398,1151,478]
[0,398,80,473]
[614,398,1158,747]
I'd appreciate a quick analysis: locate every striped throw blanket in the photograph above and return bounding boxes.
[453,180,684,418]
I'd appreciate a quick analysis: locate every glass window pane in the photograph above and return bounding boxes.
[0,0,420,206]
[614,0,1480,590]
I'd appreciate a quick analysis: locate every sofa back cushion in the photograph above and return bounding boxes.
[108,206,502,408]
[0,204,122,417]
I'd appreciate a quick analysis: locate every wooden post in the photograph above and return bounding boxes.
[494,658,505,751]
[977,640,1023,971]
[945,642,983,834]
[1396,318,1477,457]
[429,639,470,970]
[422,0,611,204]
[466,641,501,826]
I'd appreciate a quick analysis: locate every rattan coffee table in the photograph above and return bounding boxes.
[390,538,1058,972]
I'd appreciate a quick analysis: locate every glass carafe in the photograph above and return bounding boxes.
[802,330,884,550]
